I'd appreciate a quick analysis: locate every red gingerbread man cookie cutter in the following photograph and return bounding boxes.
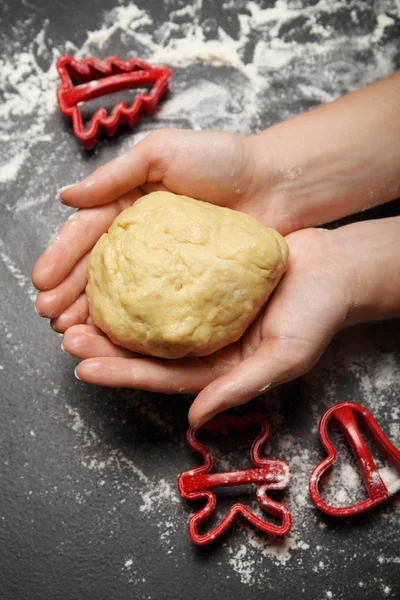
[178,413,292,545]
[56,55,172,148]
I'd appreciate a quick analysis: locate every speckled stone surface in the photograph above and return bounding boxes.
[1,1,399,598]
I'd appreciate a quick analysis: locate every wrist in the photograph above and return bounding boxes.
[249,72,400,235]
[335,217,400,327]
[250,114,371,234]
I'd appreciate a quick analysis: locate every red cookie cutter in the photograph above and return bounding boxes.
[178,414,292,545]
[56,55,172,148]
[310,402,400,516]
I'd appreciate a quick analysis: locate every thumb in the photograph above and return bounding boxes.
[188,338,318,428]
[60,130,166,208]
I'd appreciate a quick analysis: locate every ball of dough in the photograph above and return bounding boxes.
[86,191,288,359]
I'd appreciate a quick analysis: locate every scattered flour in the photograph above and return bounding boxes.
[0,153,27,183]
[228,545,255,586]
[67,405,148,483]
[383,585,391,595]
[379,465,400,495]
[65,398,331,587]
[378,555,400,565]
[65,403,183,559]
[139,478,180,513]
[0,241,37,303]
[1,0,398,204]
[1,0,399,591]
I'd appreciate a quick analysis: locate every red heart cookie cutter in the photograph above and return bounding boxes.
[178,413,292,545]
[56,55,171,148]
[310,402,400,516]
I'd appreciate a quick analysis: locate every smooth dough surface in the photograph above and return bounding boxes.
[86,192,289,359]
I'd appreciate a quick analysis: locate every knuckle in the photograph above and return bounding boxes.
[274,336,317,380]
[293,354,314,377]
[144,129,177,181]
[146,129,171,151]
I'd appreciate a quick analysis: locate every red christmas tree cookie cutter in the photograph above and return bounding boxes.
[56,55,172,148]
[310,402,400,516]
[178,413,292,545]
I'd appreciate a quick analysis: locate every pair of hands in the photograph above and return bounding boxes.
[32,130,354,427]
[32,72,400,426]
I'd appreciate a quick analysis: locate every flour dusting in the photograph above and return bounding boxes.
[1,0,398,200]
[0,154,27,183]
[1,0,399,592]
[0,242,37,303]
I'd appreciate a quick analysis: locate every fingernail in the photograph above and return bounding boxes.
[61,340,66,353]
[60,184,76,193]
[259,383,271,393]
[58,184,76,202]
[190,417,204,430]
[34,304,43,316]
[74,367,82,381]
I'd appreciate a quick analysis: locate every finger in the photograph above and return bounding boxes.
[75,356,216,394]
[32,191,139,291]
[62,330,135,359]
[60,132,164,208]
[188,338,318,428]
[35,252,89,319]
[64,324,106,336]
[50,293,89,333]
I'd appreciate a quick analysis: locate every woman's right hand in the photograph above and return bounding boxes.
[32,129,271,331]
[32,71,400,331]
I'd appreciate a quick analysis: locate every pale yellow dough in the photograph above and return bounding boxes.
[86,192,289,359]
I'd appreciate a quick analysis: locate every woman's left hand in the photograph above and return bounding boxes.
[62,226,353,426]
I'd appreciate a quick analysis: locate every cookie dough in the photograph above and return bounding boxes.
[86,191,288,359]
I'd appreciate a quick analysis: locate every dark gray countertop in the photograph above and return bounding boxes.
[1,1,399,598]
